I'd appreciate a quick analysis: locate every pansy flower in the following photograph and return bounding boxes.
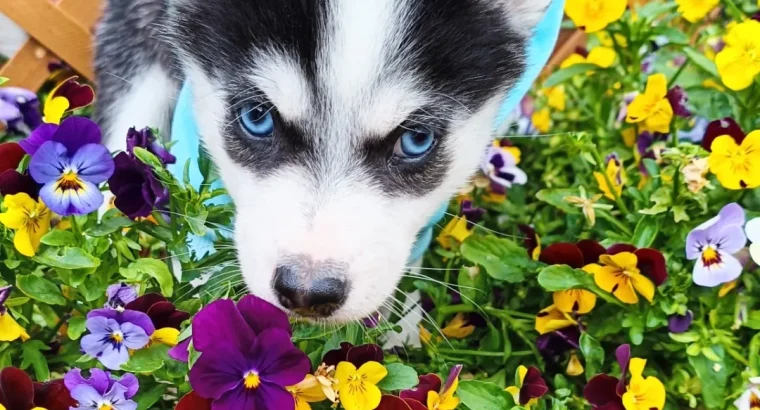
[531,108,551,134]
[715,20,760,91]
[707,128,760,189]
[686,203,747,287]
[668,310,693,334]
[666,86,691,118]
[323,342,384,368]
[397,370,459,410]
[594,154,626,201]
[541,86,566,111]
[535,305,578,335]
[335,361,388,410]
[701,117,744,152]
[587,244,668,304]
[675,0,719,23]
[584,345,666,410]
[481,144,527,190]
[746,218,760,266]
[537,326,581,360]
[109,127,176,219]
[0,286,30,342]
[560,47,617,70]
[125,293,190,347]
[682,157,710,193]
[22,117,115,216]
[81,309,154,370]
[176,392,212,410]
[0,193,51,257]
[0,367,76,410]
[436,201,486,250]
[64,368,138,410]
[505,366,548,409]
[287,375,328,410]
[42,76,94,125]
[565,0,626,33]
[518,224,542,261]
[0,142,40,199]
[539,240,606,314]
[734,377,760,410]
[0,87,42,134]
[441,313,476,339]
[626,74,674,134]
[188,296,310,410]
[104,283,138,309]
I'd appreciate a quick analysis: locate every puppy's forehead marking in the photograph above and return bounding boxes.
[250,53,312,122]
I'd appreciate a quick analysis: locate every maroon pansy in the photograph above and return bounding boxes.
[518,224,541,261]
[0,367,75,410]
[176,391,213,410]
[125,293,190,330]
[519,367,549,405]
[322,342,384,368]
[666,86,691,118]
[606,244,668,286]
[0,142,39,199]
[583,344,631,410]
[539,239,606,268]
[701,117,744,152]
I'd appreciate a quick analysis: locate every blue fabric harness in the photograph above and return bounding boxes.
[168,0,565,259]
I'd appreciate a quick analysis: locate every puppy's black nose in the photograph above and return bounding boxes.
[273,264,348,317]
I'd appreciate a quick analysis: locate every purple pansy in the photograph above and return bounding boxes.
[461,200,485,229]
[81,309,154,370]
[108,127,175,219]
[637,132,668,174]
[481,146,527,189]
[686,203,747,287]
[666,86,691,118]
[668,311,694,334]
[65,368,138,410]
[105,283,138,309]
[22,117,114,216]
[537,326,581,358]
[0,87,42,133]
[188,296,310,410]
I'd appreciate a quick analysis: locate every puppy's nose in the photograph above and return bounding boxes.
[273,264,348,317]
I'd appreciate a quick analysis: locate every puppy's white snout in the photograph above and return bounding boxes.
[273,256,350,318]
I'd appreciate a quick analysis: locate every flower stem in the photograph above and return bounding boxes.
[667,60,689,89]
[724,0,745,21]
[435,348,533,358]
[597,211,633,237]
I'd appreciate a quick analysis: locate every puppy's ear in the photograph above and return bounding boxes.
[492,0,553,34]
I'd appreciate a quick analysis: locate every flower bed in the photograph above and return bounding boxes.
[1,1,760,409]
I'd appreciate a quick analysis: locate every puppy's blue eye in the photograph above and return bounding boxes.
[394,127,436,159]
[239,103,275,137]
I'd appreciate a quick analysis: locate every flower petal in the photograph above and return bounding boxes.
[20,124,58,156]
[401,374,441,404]
[43,96,69,124]
[693,251,743,287]
[576,240,606,265]
[213,386,257,410]
[358,361,388,386]
[322,342,353,367]
[347,344,384,368]
[583,374,622,409]
[29,141,69,184]
[0,170,40,199]
[593,266,638,304]
[69,385,103,407]
[254,382,297,410]
[519,367,548,405]
[70,143,115,184]
[0,313,27,342]
[701,117,744,152]
[539,243,584,268]
[50,116,103,154]
[0,367,35,410]
[634,248,668,286]
[0,143,25,174]
[237,295,292,336]
[668,311,693,333]
[377,396,414,410]
[251,329,311,387]
[188,342,247,399]
[192,299,256,353]
[606,243,637,255]
[120,322,151,350]
[630,273,655,303]
[176,391,212,410]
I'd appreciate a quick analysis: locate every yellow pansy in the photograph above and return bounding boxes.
[560,47,617,70]
[541,86,567,111]
[596,31,628,48]
[531,108,551,134]
[287,375,328,410]
[565,0,627,33]
[716,20,760,91]
[553,286,597,314]
[708,131,760,189]
[622,358,666,410]
[427,365,462,410]
[535,305,578,335]
[0,193,52,257]
[590,253,655,304]
[626,74,673,134]
[0,309,30,342]
[441,313,475,339]
[150,327,180,347]
[593,155,626,200]
[335,361,387,410]
[436,216,472,250]
[675,0,719,23]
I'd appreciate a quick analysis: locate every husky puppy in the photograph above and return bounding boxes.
[94,0,551,322]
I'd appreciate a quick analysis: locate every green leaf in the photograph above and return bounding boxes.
[67,316,87,340]
[0,77,8,86]
[376,363,419,391]
[579,333,604,380]
[40,230,76,246]
[461,235,533,283]
[688,345,732,409]
[21,341,51,381]
[458,266,489,305]
[459,380,516,410]
[543,64,600,87]
[683,47,719,77]
[536,265,593,292]
[85,216,135,237]
[536,189,581,214]
[652,26,688,45]
[133,147,165,170]
[750,333,760,375]
[668,332,700,343]
[4,297,30,307]
[631,216,659,248]
[121,344,171,373]
[33,247,100,270]
[743,310,760,329]
[135,385,167,410]
[16,275,66,306]
[121,258,175,297]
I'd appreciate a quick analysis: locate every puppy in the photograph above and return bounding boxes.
[94,0,551,323]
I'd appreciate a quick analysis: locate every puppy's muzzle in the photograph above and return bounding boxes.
[273,258,350,318]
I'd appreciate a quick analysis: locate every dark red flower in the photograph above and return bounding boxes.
[518,224,541,260]
[0,143,39,199]
[0,367,75,410]
[125,293,190,330]
[377,395,424,410]
[322,342,384,367]
[666,86,691,118]
[539,240,606,268]
[701,117,744,152]
[537,325,581,358]
[583,344,631,410]
[606,244,668,286]
[176,391,212,410]
[400,373,442,404]
[519,367,549,405]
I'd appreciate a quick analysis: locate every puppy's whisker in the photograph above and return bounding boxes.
[442,211,528,240]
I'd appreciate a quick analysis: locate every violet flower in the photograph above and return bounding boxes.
[81,309,154,370]
[460,200,485,229]
[108,127,175,219]
[65,368,138,410]
[188,296,310,409]
[0,87,42,133]
[22,117,114,216]
[686,203,747,287]
[105,283,138,309]
[668,311,694,333]
[666,86,691,118]
[481,146,527,189]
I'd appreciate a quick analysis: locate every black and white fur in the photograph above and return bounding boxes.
[94,0,551,322]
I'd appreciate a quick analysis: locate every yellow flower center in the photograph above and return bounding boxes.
[244,371,261,389]
[56,170,84,192]
[110,332,123,343]
[346,373,369,395]
[99,405,113,410]
[751,391,760,409]
[701,246,722,266]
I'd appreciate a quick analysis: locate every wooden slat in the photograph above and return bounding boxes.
[0,39,59,90]
[0,0,94,80]
[58,0,103,32]
[544,30,587,74]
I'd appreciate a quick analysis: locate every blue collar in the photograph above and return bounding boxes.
[168,0,564,259]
